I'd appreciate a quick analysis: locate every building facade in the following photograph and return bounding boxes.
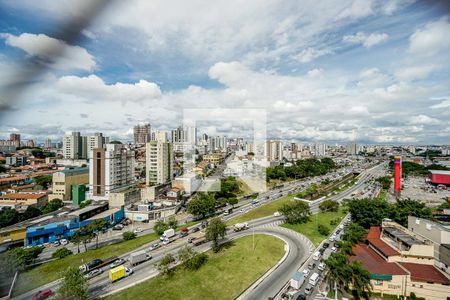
[48,167,89,201]
[134,123,151,144]
[146,141,174,186]
[264,140,283,161]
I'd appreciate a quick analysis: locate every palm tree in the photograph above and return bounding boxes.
[325,253,351,296]
[88,219,108,249]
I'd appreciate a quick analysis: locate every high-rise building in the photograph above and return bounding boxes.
[152,130,168,143]
[146,141,174,186]
[346,143,358,155]
[314,143,326,157]
[44,138,52,149]
[133,123,151,144]
[88,144,135,200]
[27,139,35,148]
[63,132,87,159]
[87,133,109,154]
[264,140,283,161]
[10,133,20,147]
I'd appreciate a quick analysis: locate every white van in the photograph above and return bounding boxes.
[309,272,320,286]
[312,251,321,261]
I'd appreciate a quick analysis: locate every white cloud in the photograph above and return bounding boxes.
[409,17,450,56]
[343,32,388,48]
[408,114,439,125]
[1,33,96,71]
[394,64,437,81]
[294,48,332,63]
[336,0,373,20]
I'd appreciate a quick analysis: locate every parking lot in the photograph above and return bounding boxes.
[386,176,449,207]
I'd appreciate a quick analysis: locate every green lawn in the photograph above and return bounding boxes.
[105,234,284,300]
[282,207,346,246]
[227,195,293,226]
[14,232,159,296]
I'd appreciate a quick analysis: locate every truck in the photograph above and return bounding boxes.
[109,265,133,282]
[160,228,175,240]
[79,256,118,273]
[129,250,151,266]
[234,222,249,232]
[290,271,305,289]
[193,236,207,246]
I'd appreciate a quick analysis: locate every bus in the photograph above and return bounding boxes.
[309,272,320,286]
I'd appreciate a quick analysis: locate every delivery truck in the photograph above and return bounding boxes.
[109,265,133,282]
[160,228,175,240]
[234,222,249,232]
[129,250,151,266]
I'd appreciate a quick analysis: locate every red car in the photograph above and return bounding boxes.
[32,289,53,300]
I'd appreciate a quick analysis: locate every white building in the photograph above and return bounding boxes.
[315,143,326,157]
[87,133,109,154]
[88,144,135,201]
[264,140,283,161]
[146,141,174,186]
[63,132,87,159]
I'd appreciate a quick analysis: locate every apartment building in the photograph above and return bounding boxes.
[88,144,135,201]
[87,133,109,154]
[134,123,151,144]
[146,141,174,186]
[264,140,283,161]
[63,132,87,159]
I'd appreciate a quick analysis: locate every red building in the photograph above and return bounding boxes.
[393,155,401,196]
[428,170,450,185]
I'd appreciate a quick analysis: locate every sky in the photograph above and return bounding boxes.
[0,0,450,144]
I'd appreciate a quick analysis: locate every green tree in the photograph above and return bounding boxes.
[69,233,83,254]
[157,253,175,277]
[342,223,366,244]
[391,198,432,227]
[319,200,339,212]
[0,209,19,228]
[18,206,42,221]
[347,198,392,228]
[52,247,73,259]
[375,176,392,190]
[205,217,227,252]
[122,231,137,241]
[34,175,52,189]
[228,197,238,207]
[167,216,178,229]
[318,224,330,236]
[349,261,372,299]
[6,246,43,270]
[279,200,311,224]
[56,266,88,300]
[178,246,196,266]
[88,219,108,249]
[79,200,92,209]
[72,227,94,252]
[186,193,216,218]
[153,220,169,235]
[41,198,64,214]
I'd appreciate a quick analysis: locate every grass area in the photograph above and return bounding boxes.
[282,207,346,246]
[105,234,284,300]
[227,195,293,226]
[13,220,204,296]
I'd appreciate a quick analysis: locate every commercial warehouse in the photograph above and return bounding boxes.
[428,170,450,186]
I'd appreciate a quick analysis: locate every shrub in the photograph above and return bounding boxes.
[52,247,73,259]
[318,224,330,236]
[185,253,208,270]
[122,231,137,241]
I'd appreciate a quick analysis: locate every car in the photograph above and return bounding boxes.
[133,227,143,233]
[162,239,170,245]
[60,239,68,245]
[187,237,196,243]
[113,224,124,230]
[308,262,316,270]
[273,211,281,217]
[180,231,188,237]
[318,262,326,271]
[149,243,160,251]
[125,267,133,276]
[85,269,103,279]
[329,236,335,242]
[295,294,306,300]
[191,227,200,233]
[52,240,60,247]
[32,289,54,300]
[239,208,245,213]
[323,242,330,248]
[109,258,126,268]
[304,284,313,295]
[302,269,310,277]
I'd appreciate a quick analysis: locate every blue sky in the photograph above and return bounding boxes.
[0,0,450,144]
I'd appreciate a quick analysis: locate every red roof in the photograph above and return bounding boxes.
[399,262,450,284]
[367,226,399,257]
[349,244,407,276]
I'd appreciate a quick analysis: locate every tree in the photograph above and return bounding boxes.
[167,216,178,229]
[41,198,64,214]
[347,198,391,228]
[375,176,392,190]
[279,200,311,224]
[18,206,42,221]
[319,200,339,212]
[52,247,73,259]
[69,233,83,254]
[342,223,366,244]
[79,200,92,209]
[153,220,169,235]
[6,246,44,270]
[34,175,52,189]
[122,231,137,241]
[349,261,372,299]
[187,193,216,218]
[205,217,227,252]
[71,227,94,252]
[228,197,238,207]
[391,198,432,227]
[157,253,175,277]
[0,209,19,228]
[178,246,196,266]
[56,267,88,300]
[87,219,108,249]
[318,224,330,236]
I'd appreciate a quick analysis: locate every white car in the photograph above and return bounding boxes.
[329,236,335,242]
[125,267,133,277]
[331,246,337,253]
[273,211,281,217]
[60,239,68,246]
[133,227,143,234]
[109,258,126,268]
[318,262,326,271]
[162,239,170,245]
[302,269,311,277]
[84,269,103,279]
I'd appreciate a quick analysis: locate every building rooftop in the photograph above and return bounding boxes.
[58,167,89,176]
[384,226,425,246]
[86,208,121,221]
[367,227,400,257]
[429,170,450,175]
[349,244,407,276]
[68,202,108,216]
[399,262,450,284]
[0,193,47,200]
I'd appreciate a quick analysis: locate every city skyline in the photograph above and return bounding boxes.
[1,1,450,144]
